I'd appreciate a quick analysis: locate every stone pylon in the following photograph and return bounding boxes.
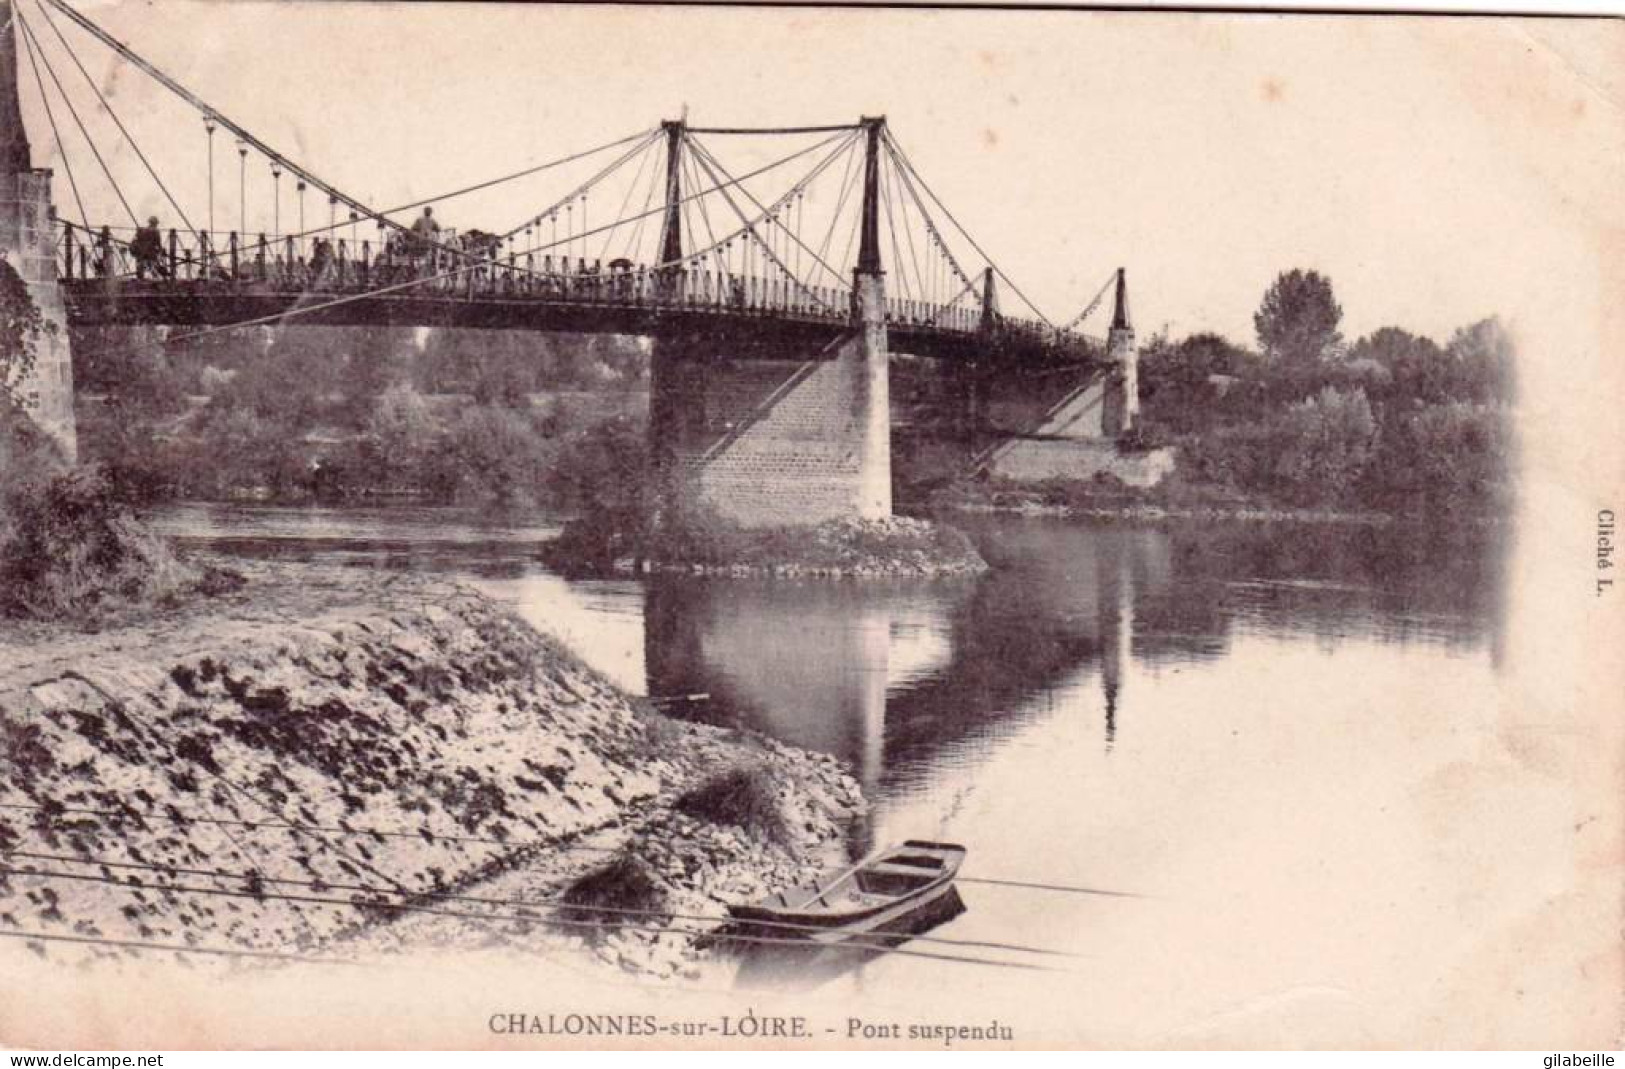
[1102,267,1138,438]
[848,115,891,520]
[0,0,75,461]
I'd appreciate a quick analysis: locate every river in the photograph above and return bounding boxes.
[146,503,1517,1038]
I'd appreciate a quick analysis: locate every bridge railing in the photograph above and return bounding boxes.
[54,221,1099,357]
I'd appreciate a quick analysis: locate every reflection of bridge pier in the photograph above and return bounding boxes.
[1098,531,1136,751]
[644,579,898,797]
[642,524,1175,805]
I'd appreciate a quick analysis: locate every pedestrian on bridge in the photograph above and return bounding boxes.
[308,237,334,287]
[131,216,169,280]
[410,206,441,255]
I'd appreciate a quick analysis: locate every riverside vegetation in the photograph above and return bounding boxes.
[929,270,1516,523]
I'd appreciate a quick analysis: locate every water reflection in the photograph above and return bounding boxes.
[639,517,1508,861]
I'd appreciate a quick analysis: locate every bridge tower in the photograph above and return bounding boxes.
[0,0,75,461]
[848,114,892,519]
[1102,266,1138,436]
[646,115,893,528]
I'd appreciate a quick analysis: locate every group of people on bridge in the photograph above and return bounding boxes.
[102,205,497,284]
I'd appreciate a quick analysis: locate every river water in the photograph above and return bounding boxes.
[147,503,1517,1037]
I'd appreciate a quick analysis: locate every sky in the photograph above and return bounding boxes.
[9,1,1622,347]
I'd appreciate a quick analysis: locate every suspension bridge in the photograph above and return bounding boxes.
[0,0,1143,524]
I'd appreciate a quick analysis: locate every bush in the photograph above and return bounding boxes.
[1267,386,1379,505]
[558,852,666,936]
[673,765,792,848]
[0,466,202,622]
[1367,401,1514,514]
[422,405,557,508]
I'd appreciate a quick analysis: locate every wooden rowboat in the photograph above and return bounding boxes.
[726,839,967,942]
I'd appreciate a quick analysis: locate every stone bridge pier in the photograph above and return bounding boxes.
[0,0,76,462]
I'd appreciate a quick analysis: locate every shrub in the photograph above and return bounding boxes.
[1266,386,1379,505]
[0,467,201,622]
[422,405,556,508]
[558,852,667,936]
[673,765,792,848]
[1367,401,1514,514]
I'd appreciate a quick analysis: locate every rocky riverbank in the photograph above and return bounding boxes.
[0,562,863,975]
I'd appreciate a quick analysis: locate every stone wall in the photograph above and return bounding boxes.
[0,170,74,462]
[990,438,1176,487]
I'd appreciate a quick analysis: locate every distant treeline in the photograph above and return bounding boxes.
[1124,269,1515,516]
[73,324,650,510]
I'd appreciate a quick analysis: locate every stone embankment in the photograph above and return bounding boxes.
[0,563,862,974]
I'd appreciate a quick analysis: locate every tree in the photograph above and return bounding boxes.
[1254,269,1343,365]
[1269,386,1379,504]
[1346,326,1448,402]
[0,259,51,413]
[362,383,439,489]
[1444,317,1516,403]
[1138,331,1257,434]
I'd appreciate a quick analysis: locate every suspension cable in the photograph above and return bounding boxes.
[0,928,358,966]
[595,135,657,263]
[1,801,1146,900]
[0,863,1065,973]
[814,137,860,269]
[30,0,197,240]
[14,7,134,225]
[685,134,850,289]
[641,129,856,273]
[682,133,855,307]
[38,0,423,248]
[882,147,923,304]
[620,147,661,263]
[1,848,1081,959]
[1057,270,1118,335]
[687,123,859,136]
[498,130,660,243]
[883,129,1055,329]
[681,146,720,263]
[883,138,974,297]
[34,0,637,277]
[272,127,660,268]
[53,131,862,358]
[14,12,87,228]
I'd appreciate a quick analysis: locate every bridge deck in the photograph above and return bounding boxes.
[62,277,1102,367]
[59,231,1103,367]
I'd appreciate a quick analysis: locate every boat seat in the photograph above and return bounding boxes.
[865,862,942,878]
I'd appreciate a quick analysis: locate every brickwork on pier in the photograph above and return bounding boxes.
[0,170,76,461]
[650,316,891,527]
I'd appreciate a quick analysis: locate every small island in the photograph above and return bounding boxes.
[543,508,989,580]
